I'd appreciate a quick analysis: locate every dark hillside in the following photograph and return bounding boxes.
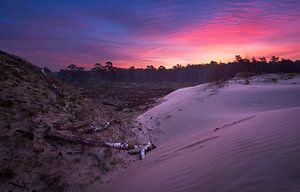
[0,51,137,191]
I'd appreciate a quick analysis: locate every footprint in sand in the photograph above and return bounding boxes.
[214,115,256,132]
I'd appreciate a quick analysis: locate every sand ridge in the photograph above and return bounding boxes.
[101,74,300,192]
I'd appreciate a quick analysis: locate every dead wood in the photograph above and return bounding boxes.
[104,142,138,150]
[44,128,104,146]
[139,141,156,160]
[104,141,156,160]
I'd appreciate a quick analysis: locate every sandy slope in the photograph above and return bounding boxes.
[102,74,300,192]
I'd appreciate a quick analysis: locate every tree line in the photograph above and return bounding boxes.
[54,56,300,85]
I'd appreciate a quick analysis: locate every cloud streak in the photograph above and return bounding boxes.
[0,0,300,70]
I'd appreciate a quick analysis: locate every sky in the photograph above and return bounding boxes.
[1,0,300,70]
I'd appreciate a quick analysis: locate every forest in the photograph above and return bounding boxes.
[54,55,300,85]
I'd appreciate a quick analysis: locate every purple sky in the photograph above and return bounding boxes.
[1,0,300,70]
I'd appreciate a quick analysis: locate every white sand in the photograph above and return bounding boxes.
[102,74,300,192]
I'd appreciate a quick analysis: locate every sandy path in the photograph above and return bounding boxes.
[100,75,300,192]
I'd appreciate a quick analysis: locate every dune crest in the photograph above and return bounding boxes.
[102,74,300,192]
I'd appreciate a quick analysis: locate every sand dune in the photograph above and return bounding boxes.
[102,74,300,192]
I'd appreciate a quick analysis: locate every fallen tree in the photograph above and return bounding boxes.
[104,141,156,160]
[43,127,156,160]
[104,142,139,150]
[43,127,104,146]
